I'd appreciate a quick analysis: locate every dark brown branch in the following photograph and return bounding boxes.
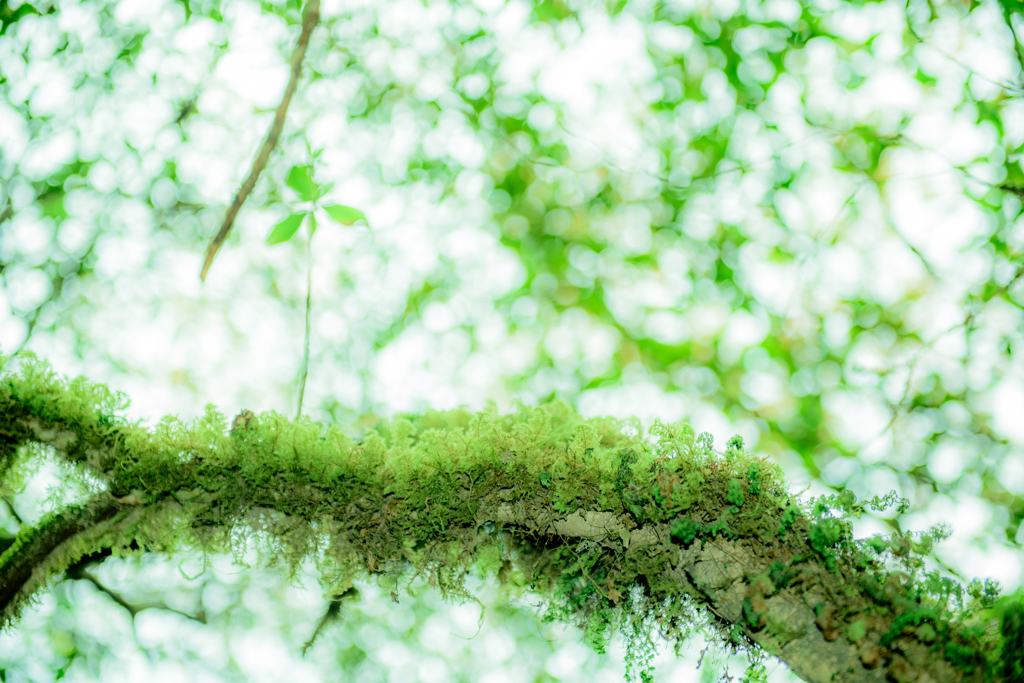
[199,0,321,282]
[0,495,123,628]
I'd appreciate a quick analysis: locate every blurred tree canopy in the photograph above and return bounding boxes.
[2,0,1024,679]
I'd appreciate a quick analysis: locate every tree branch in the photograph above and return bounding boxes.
[0,356,1018,681]
[0,495,130,628]
[199,0,321,282]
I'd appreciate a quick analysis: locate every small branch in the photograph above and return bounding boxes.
[199,0,321,282]
[0,496,123,628]
[67,563,207,625]
[904,7,1024,95]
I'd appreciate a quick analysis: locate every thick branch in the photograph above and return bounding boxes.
[0,357,1016,681]
[199,0,321,282]
[0,494,149,628]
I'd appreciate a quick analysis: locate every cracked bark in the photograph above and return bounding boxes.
[486,502,974,683]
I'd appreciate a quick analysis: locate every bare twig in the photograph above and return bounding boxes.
[199,0,321,282]
[65,550,206,624]
[69,565,207,624]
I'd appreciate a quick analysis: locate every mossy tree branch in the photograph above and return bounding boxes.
[0,355,1019,682]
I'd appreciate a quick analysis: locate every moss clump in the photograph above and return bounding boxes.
[777,505,799,539]
[807,517,848,570]
[669,518,700,546]
[881,607,936,646]
[726,479,745,507]
[1001,601,1024,681]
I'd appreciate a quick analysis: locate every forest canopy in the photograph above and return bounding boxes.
[1,0,1024,680]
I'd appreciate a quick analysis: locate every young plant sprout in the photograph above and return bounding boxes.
[267,164,368,419]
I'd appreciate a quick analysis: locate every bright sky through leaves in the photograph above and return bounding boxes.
[2,0,1024,679]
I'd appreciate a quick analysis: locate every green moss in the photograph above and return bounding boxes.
[1001,601,1024,682]
[670,518,700,546]
[703,519,734,540]
[881,607,936,646]
[767,562,796,591]
[726,479,745,507]
[742,596,765,631]
[777,505,799,539]
[807,517,848,570]
[0,354,1017,681]
[670,470,705,511]
[746,464,761,496]
[585,608,613,654]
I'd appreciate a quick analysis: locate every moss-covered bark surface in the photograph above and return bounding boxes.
[0,354,1020,682]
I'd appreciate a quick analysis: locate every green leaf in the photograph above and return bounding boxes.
[287,165,318,202]
[323,204,367,226]
[267,212,307,245]
[308,212,317,237]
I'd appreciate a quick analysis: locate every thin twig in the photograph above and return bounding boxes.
[295,230,313,420]
[200,0,321,282]
[69,565,207,624]
[1,497,22,526]
[857,257,1024,457]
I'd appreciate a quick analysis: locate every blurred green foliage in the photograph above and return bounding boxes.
[3,0,1024,678]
